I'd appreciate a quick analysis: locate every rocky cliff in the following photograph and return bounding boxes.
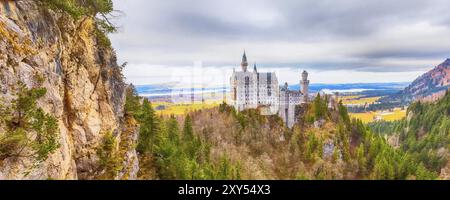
[0,0,138,180]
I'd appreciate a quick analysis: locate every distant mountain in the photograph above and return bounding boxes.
[402,59,450,102]
[384,59,450,103]
[290,82,409,93]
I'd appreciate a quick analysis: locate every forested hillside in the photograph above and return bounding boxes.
[124,87,438,180]
[369,91,450,179]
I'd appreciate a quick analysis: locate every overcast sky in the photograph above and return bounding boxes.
[110,0,450,86]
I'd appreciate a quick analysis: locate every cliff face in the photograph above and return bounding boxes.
[0,0,138,180]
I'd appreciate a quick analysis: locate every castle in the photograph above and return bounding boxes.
[230,52,310,128]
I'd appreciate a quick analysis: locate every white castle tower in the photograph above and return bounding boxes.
[231,51,279,112]
[301,70,310,102]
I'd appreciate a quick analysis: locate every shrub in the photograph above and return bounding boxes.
[97,132,122,179]
[39,0,118,47]
[0,82,59,162]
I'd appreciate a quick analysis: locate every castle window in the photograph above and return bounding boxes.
[267,73,272,96]
[245,76,250,102]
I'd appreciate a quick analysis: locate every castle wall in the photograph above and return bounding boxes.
[231,71,279,113]
[279,89,303,128]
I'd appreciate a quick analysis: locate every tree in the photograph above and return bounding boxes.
[39,0,120,47]
[153,129,181,179]
[124,84,141,117]
[337,123,350,162]
[415,163,437,180]
[356,143,367,176]
[305,133,319,162]
[136,99,159,154]
[183,115,194,140]
[313,94,325,120]
[97,132,122,179]
[153,116,203,180]
[0,82,59,163]
[166,115,180,144]
[337,100,351,127]
[182,115,203,160]
[40,0,85,19]
[215,154,241,180]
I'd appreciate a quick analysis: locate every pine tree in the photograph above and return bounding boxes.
[183,115,194,140]
[136,99,159,154]
[124,85,141,117]
[337,100,351,127]
[0,82,59,162]
[97,132,122,179]
[217,154,232,180]
[153,117,182,179]
[356,143,367,176]
[415,163,437,180]
[337,122,350,162]
[167,115,180,144]
[314,94,324,120]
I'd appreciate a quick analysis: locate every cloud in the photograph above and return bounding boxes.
[110,0,450,84]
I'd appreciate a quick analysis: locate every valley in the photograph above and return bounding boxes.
[148,94,407,123]
[140,83,409,124]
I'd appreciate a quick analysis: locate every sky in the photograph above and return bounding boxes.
[110,0,450,87]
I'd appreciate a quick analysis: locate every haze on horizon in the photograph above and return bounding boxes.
[110,0,450,86]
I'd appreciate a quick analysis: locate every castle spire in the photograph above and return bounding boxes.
[241,50,248,72]
[253,63,257,72]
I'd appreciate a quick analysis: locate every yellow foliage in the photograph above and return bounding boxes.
[0,21,36,57]
[339,95,406,123]
[381,108,407,121]
[152,100,221,116]
[349,112,377,123]
[339,95,382,105]
[350,108,406,123]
